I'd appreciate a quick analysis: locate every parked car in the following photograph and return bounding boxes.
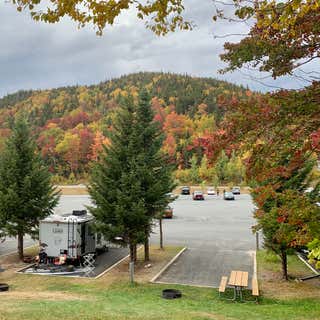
[163,206,173,219]
[181,186,190,195]
[224,191,235,200]
[166,192,177,201]
[207,188,215,195]
[231,186,241,195]
[193,191,204,200]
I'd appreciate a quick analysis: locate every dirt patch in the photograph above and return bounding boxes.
[0,290,89,301]
[191,312,231,320]
[58,186,88,195]
[260,278,320,299]
[102,246,181,283]
[0,246,39,278]
[87,246,182,287]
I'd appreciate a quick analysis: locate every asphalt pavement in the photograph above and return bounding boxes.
[150,194,256,287]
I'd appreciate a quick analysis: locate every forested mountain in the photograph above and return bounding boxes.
[0,90,35,110]
[0,72,248,184]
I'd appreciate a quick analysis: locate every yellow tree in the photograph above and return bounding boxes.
[56,131,81,176]
[12,0,191,35]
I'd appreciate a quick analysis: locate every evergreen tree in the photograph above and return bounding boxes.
[88,96,146,262]
[89,91,174,263]
[134,89,175,260]
[0,117,60,260]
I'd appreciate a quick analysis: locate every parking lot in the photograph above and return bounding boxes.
[150,193,256,287]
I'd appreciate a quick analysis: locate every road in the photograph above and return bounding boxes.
[1,194,256,287]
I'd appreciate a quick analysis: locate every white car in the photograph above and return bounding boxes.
[207,188,215,195]
[231,186,241,195]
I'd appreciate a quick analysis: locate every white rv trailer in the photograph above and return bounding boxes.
[39,210,105,260]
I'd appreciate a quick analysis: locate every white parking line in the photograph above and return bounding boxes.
[150,247,187,283]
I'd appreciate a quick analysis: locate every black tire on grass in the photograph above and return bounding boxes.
[162,289,182,299]
[0,284,9,292]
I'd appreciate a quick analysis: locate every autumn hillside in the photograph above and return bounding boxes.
[0,72,247,184]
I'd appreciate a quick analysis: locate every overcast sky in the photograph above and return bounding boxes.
[0,0,318,97]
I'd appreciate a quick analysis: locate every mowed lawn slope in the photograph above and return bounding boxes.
[0,249,320,320]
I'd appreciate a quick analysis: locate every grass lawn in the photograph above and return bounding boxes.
[257,250,320,299]
[0,249,320,320]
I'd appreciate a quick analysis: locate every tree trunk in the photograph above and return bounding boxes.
[280,249,288,280]
[133,244,137,262]
[17,232,24,260]
[144,231,150,262]
[128,242,135,284]
[159,218,163,249]
[129,243,135,263]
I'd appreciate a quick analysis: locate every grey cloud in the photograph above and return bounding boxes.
[0,0,318,97]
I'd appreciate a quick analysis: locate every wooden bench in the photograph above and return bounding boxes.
[252,277,259,301]
[218,276,228,298]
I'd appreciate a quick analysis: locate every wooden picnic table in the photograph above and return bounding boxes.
[228,270,248,301]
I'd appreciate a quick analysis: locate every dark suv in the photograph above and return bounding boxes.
[181,186,190,195]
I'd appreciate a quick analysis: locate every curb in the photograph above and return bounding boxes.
[252,250,257,279]
[94,251,131,279]
[150,247,187,283]
[296,252,320,275]
[95,245,143,279]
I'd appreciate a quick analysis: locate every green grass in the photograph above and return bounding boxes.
[257,250,311,278]
[2,281,320,320]
[1,249,319,320]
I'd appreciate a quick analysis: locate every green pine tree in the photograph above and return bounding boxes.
[134,89,175,260]
[0,117,60,260]
[89,96,149,262]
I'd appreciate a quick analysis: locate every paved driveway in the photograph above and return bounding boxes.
[150,194,256,287]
